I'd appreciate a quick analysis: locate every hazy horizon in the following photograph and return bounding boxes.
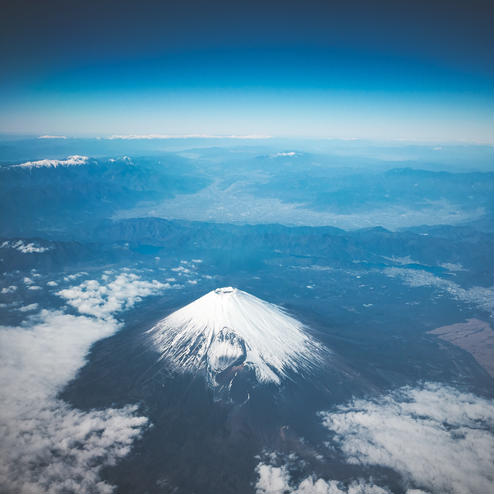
[1,0,492,143]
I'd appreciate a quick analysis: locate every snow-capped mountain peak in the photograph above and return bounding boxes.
[13,155,89,168]
[149,287,324,386]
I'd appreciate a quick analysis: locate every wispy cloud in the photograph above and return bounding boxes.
[384,267,494,314]
[17,303,39,312]
[38,135,67,139]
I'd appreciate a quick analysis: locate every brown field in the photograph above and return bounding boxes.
[428,318,494,377]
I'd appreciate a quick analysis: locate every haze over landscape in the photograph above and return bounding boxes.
[0,1,492,494]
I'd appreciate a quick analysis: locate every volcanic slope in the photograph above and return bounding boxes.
[149,287,324,386]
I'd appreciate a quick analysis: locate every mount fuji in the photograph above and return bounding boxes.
[149,287,325,394]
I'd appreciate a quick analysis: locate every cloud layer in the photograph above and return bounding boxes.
[107,134,271,139]
[0,271,167,493]
[321,383,493,494]
[256,383,493,494]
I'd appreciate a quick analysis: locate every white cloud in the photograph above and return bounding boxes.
[47,281,58,287]
[0,240,52,254]
[23,277,33,285]
[171,266,191,274]
[256,383,493,494]
[439,262,466,272]
[13,155,89,169]
[57,272,167,319]
[297,265,334,272]
[0,271,169,493]
[63,272,87,282]
[384,267,494,314]
[17,303,39,312]
[255,462,391,494]
[256,463,291,493]
[382,255,419,265]
[38,135,67,139]
[0,310,148,493]
[321,383,494,494]
[1,285,17,294]
[28,285,42,290]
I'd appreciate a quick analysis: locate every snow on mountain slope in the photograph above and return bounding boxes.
[13,155,89,168]
[149,287,324,385]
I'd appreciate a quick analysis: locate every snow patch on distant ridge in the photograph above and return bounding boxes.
[272,151,297,157]
[150,287,324,384]
[13,155,89,168]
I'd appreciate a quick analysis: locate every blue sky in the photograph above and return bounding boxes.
[1,0,492,142]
